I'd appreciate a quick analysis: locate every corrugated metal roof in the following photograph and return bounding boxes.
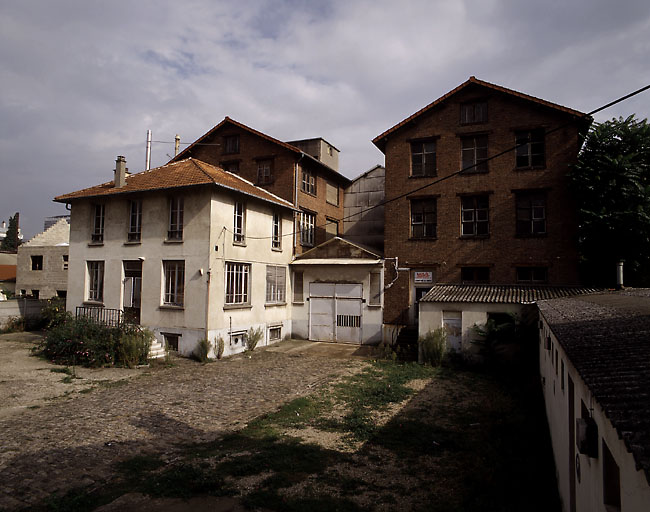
[421,284,600,304]
[538,289,650,483]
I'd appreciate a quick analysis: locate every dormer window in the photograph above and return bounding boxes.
[460,101,487,124]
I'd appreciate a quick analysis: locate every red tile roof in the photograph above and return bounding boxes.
[54,158,296,210]
[0,265,16,281]
[372,76,591,152]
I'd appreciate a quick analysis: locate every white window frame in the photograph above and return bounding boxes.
[461,196,489,237]
[265,265,286,304]
[87,261,104,302]
[233,201,246,245]
[301,169,316,195]
[225,262,250,305]
[300,211,315,246]
[272,213,282,250]
[163,260,185,307]
[168,197,184,240]
[369,271,381,306]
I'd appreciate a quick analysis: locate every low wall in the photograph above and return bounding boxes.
[0,299,46,326]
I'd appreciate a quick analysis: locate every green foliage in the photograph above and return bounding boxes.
[418,328,447,366]
[37,317,152,368]
[0,213,21,252]
[191,338,212,363]
[40,298,71,330]
[215,335,225,359]
[568,115,650,286]
[0,315,25,333]
[247,326,263,351]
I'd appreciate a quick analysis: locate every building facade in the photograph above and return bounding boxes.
[15,218,69,299]
[343,165,385,253]
[55,157,295,357]
[372,76,591,334]
[538,289,650,512]
[171,117,350,255]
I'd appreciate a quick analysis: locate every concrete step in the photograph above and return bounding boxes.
[149,340,166,359]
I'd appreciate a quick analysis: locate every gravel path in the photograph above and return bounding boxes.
[0,334,366,510]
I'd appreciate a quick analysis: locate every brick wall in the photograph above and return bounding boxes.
[381,83,587,325]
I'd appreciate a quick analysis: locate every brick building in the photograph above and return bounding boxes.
[172,117,350,255]
[372,77,592,332]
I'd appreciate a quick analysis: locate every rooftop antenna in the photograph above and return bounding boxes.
[145,129,152,170]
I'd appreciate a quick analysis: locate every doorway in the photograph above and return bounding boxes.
[123,260,142,324]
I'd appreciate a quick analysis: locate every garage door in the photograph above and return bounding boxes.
[309,283,362,343]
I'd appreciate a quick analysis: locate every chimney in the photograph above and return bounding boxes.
[616,260,625,290]
[174,134,181,156]
[114,156,127,188]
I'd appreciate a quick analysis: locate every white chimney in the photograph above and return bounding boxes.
[174,134,181,156]
[114,156,127,188]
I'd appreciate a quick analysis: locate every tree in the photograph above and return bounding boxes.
[568,115,650,287]
[0,213,21,252]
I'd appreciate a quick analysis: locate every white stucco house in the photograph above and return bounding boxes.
[538,289,650,512]
[55,156,296,358]
[290,237,383,344]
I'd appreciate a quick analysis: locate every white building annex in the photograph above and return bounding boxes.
[538,289,650,512]
[55,156,296,358]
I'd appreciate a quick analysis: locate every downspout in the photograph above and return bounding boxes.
[294,153,305,251]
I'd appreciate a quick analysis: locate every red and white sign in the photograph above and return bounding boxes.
[414,271,433,284]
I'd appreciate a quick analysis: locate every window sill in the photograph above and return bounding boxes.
[459,235,490,240]
[515,166,546,172]
[159,305,184,310]
[292,301,305,305]
[265,302,287,308]
[408,174,437,179]
[83,301,104,307]
[233,241,246,247]
[515,233,547,239]
[87,242,104,247]
[123,241,142,246]
[272,247,283,252]
[164,239,184,244]
[460,169,489,175]
[300,190,317,198]
[325,201,340,207]
[408,237,438,241]
[367,303,382,308]
[223,303,252,310]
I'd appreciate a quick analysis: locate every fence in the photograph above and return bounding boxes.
[75,306,123,327]
[0,298,46,327]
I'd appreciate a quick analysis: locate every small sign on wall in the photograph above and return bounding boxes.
[414,271,433,284]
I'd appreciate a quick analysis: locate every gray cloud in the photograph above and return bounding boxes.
[1,0,648,239]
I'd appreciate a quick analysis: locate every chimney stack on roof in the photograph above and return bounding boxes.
[114,155,127,188]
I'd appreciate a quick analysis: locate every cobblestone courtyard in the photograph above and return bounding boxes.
[0,333,367,511]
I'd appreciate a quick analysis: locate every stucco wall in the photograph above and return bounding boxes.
[290,263,383,344]
[539,316,650,512]
[16,245,69,298]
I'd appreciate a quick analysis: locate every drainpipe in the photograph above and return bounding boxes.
[293,154,305,252]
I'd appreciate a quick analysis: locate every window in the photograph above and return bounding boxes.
[257,159,273,184]
[516,129,545,168]
[128,200,142,242]
[87,261,104,302]
[410,140,437,177]
[516,267,548,284]
[325,218,338,240]
[91,204,105,243]
[163,333,179,351]
[602,441,621,511]
[223,135,239,154]
[461,267,490,283]
[31,255,43,271]
[461,135,488,173]
[163,261,185,306]
[300,211,315,246]
[272,213,282,250]
[233,201,246,244]
[223,161,239,174]
[410,198,437,238]
[168,197,184,240]
[269,326,282,341]
[461,196,489,236]
[293,271,304,302]
[301,169,316,195]
[460,101,487,124]
[265,265,286,303]
[369,272,381,305]
[62,254,69,270]
[516,191,546,235]
[225,262,250,305]
[326,181,339,205]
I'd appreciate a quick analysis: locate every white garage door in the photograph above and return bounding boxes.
[309,283,362,343]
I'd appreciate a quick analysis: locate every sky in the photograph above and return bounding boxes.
[1,0,649,240]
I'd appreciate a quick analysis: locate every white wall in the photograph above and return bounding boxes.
[291,263,383,344]
[539,315,650,512]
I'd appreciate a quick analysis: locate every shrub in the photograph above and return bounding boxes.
[37,317,152,368]
[419,328,447,367]
[192,338,212,363]
[40,298,70,330]
[1,316,25,334]
[247,326,263,352]
[216,336,225,359]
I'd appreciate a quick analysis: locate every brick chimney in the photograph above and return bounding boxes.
[114,156,127,188]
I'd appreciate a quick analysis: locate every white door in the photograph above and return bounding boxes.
[309,283,335,341]
[335,284,362,344]
[443,311,462,351]
[308,283,362,343]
